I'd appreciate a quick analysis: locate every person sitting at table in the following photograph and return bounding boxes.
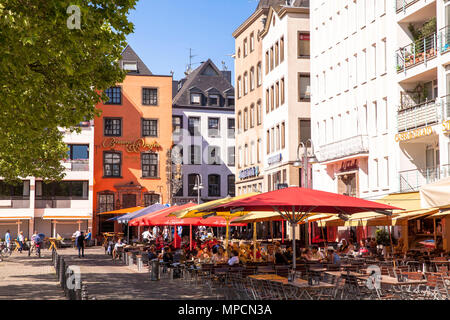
[147,245,158,261]
[368,238,377,256]
[162,246,174,263]
[283,246,293,262]
[357,240,369,256]
[311,246,324,260]
[339,239,349,254]
[142,228,151,243]
[197,246,211,262]
[301,248,313,261]
[326,248,341,265]
[112,238,125,261]
[266,245,275,263]
[228,250,240,266]
[275,246,289,265]
[211,246,227,264]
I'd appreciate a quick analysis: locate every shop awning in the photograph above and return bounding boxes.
[231,212,332,224]
[0,216,32,221]
[420,177,450,209]
[425,206,450,219]
[391,208,439,226]
[97,207,144,215]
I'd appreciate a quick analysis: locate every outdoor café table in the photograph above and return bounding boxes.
[270,277,335,300]
[248,274,285,281]
[355,274,427,299]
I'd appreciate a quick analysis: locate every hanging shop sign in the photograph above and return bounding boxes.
[395,126,433,142]
[102,138,162,153]
[239,166,259,180]
[338,159,358,173]
[267,153,282,165]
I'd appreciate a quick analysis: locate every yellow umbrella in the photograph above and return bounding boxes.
[97,207,144,215]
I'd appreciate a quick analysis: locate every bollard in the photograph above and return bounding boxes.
[150,259,160,281]
[127,252,133,267]
[81,283,89,300]
[136,255,143,271]
[122,250,127,264]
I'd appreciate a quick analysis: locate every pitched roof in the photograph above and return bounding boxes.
[255,0,309,11]
[172,59,234,107]
[119,45,152,76]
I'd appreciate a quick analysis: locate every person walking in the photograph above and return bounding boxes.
[76,231,85,258]
[5,230,11,250]
[17,231,25,253]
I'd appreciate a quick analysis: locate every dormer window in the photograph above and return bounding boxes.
[123,61,137,72]
[209,94,219,106]
[227,96,235,107]
[191,93,201,105]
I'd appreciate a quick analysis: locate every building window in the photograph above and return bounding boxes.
[237,111,242,133]
[208,117,220,137]
[227,175,235,197]
[209,94,219,106]
[227,96,235,107]
[172,116,182,135]
[123,61,137,72]
[257,139,262,163]
[191,93,202,105]
[227,118,235,138]
[142,88,158,105]
[250,104,255,128]
[243,72,248,95]
[250,33,255,52]
[299,119,311,144]
[238,147,243,168]
[265,51,269,75]
[280,36,285,62]
[281,122,285,149]
[257,62,262,87]
[257,101,262,125]
[208,146,221,165]
[265,89,270,113]
[237,77,242,98]
[250,67,255,91]
[104,118,122,136]
[142,119,158,137]
[189,145,201,165]
[266,130,270,154]
[275,81,280,108]
[270,46,274,71]
[244,108,248,131]
[104,87,121,105]
[98,193,114,213]
[0,180,30,199]
[270,86,274,111]
[174,174,183,197]
[298,74,311,101]
[142,153,158,178]
[144,193,160,206]
[275,41,279,67]
[243,38,248,57]
[103,152,121,177]
[67,144,89,160]
[208,174,221,197]
[281,78,285,105]
[228,146,235,166]
[276,125,280,151]
[188,174,201,197]
[188,117,200,136]
[298,33,310,58]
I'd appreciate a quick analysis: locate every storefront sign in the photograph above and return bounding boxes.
[239,166,259,180]
[395,126,433,142]
[338,159,358,173]
[102,138,162,153]
[442,120,450,134]
[267,153,282,165]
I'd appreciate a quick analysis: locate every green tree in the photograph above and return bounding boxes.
[0,0,138,182]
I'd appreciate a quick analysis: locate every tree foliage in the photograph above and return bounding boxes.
[0,0,138,182]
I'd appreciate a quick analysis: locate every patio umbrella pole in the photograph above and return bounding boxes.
[282,220,284,243]
[389,225,396,268]
[127,223,130,244]
[174,225,177,248]
[225,218,230,249]
[292,222,296,270]
[190,224,192,251]
[253,222,257,261]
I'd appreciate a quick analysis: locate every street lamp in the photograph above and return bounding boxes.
[192,174,204,204]
[293,139,318,247]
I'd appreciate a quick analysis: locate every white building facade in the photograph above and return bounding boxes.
[0,122,94,239]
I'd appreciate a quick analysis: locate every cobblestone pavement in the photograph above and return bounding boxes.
[0,251,65,300]
[57,247,218,300]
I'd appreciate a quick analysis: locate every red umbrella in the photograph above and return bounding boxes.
[207,187,402,269]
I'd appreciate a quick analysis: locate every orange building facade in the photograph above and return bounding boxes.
[93,47,173,238]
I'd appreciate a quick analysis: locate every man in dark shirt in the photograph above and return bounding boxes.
[76,231,85,258]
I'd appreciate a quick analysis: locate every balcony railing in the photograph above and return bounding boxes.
[35,198,89,209]
[399,164,450,192]
[395,0,420,13]
[397,99,441,132]
[62,159,89,172]
[396,33,438,73]
[439,25,450,54]
[0,197,30,209]
[316,135,369,163]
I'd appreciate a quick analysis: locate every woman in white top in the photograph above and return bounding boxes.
[17,231,25,253]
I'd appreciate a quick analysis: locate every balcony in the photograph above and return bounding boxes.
[316,135,369,163]
[395,0,421,13]
[62,159,89,171]
[35,198,89,209]
[439,26,450,54]
[396,33,438,73]
[397,99,441,132]
[399,164,450,192]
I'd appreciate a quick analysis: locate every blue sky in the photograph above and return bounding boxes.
[126,0,260,82]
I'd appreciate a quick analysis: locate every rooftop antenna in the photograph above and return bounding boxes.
[185,48,197,75]
[221,61,228,71]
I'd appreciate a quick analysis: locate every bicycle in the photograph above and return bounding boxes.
[0,242,12,258]
[28,241,41,258]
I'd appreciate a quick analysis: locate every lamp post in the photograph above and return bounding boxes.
[192,174,204,204]
[293,139,318,247]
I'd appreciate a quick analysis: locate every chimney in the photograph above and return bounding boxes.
[221,70,232,84]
